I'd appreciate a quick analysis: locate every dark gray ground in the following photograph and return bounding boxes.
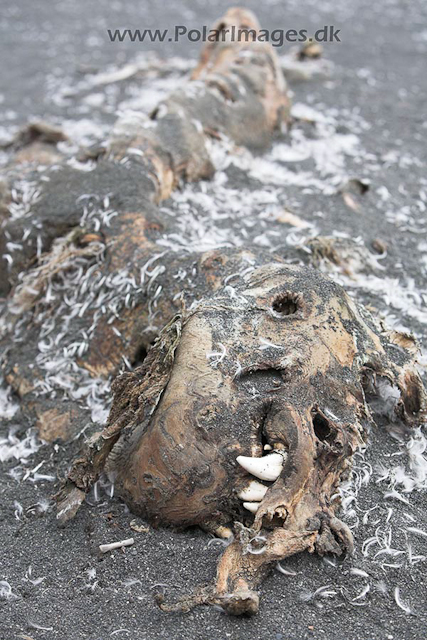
[1,1,427,639]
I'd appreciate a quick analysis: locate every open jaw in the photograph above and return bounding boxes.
[206,400,358,616]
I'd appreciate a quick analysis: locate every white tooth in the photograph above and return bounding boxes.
[236,452,284,482]
[238,480,268,502]
[263,444,272,450]
[243,502,260,514]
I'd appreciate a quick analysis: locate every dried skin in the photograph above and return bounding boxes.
[58,258,426,614]
[0,8,425,617]
[0,8,289,440]
[1,7,289,294]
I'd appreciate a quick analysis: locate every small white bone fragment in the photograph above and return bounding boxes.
[238,480,268,502]
[237,452,285,481]
[99,538,135,553]
[243,502,260,514]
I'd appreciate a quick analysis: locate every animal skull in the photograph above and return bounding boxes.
[62,260,424,614]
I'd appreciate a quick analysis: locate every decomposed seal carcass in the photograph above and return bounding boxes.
[0,7,425,618]
[58,257,426,615]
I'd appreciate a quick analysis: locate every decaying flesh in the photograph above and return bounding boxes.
[58,256,426,615]
[0,8,425,618]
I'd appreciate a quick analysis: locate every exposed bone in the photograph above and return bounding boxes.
[238,480,269,501]
[99,538,134,553]
[213,526,233,540]
[236,453,285,481]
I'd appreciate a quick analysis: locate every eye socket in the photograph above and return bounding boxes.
[271,293,300,317]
